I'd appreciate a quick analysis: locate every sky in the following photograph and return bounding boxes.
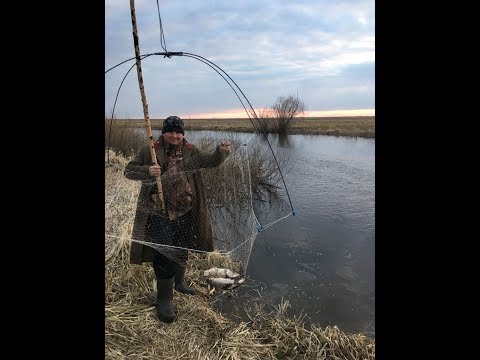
[105,0,375,119]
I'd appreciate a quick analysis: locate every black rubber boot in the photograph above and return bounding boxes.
[174,263,196,295]
[156,277,175,323]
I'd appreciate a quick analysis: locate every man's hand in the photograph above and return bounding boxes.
[149,164,161,177]
[219,140,231,155]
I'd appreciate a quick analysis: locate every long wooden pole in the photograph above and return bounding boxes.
[129,0,165,213]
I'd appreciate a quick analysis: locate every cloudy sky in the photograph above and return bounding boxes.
[105,0,374,119]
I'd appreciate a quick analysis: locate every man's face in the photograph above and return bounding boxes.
[163,131,184,145]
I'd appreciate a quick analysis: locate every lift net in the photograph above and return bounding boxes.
[105,134,292,275]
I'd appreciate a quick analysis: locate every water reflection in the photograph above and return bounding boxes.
[276,132,292,148]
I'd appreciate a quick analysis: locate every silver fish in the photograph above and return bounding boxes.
[203,267,241,279]
[207,276,245,290]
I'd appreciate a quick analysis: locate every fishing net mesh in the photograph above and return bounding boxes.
[105,134,292,275]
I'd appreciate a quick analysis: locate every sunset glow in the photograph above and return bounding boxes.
[188,108,375,119]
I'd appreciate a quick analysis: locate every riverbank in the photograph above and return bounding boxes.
[105,152,375,359]
[118,116,375,138]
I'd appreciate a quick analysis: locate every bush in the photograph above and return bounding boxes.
[193,133,289,203]
[257,95,306,134]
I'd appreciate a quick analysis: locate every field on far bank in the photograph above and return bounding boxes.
[117,116,375,138]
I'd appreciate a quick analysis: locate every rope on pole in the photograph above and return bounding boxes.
[129,0,165,214]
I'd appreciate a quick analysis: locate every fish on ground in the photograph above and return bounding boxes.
[203,267,245,290]
[206,276,245,290]
[203,267,242,279]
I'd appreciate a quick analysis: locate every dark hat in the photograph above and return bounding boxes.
[162,115,185,135]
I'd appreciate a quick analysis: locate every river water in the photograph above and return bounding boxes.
[174,130,375,336]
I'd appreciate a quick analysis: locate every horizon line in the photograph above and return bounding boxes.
[107,108,375,120]
[182,108,375,119]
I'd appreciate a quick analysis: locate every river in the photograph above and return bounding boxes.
[164,129,375,336]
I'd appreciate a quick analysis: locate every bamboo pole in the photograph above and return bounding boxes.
[129,0,165,213]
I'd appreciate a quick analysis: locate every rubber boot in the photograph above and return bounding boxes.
[156,277,175,323]
[173,263,196,295]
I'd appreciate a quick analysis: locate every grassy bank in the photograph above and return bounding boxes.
[105,152,375,359]
[113,116,375,138]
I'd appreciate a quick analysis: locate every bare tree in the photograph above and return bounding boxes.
[256,108,276,134]
[271,95,305,134]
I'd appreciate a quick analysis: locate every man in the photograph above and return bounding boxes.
[124,115,231,323]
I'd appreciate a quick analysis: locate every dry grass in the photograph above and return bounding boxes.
[112,116,375,138]
[105,152,375,359]
[105,118,145,158]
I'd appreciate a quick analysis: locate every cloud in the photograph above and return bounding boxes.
[105,0,375,118]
